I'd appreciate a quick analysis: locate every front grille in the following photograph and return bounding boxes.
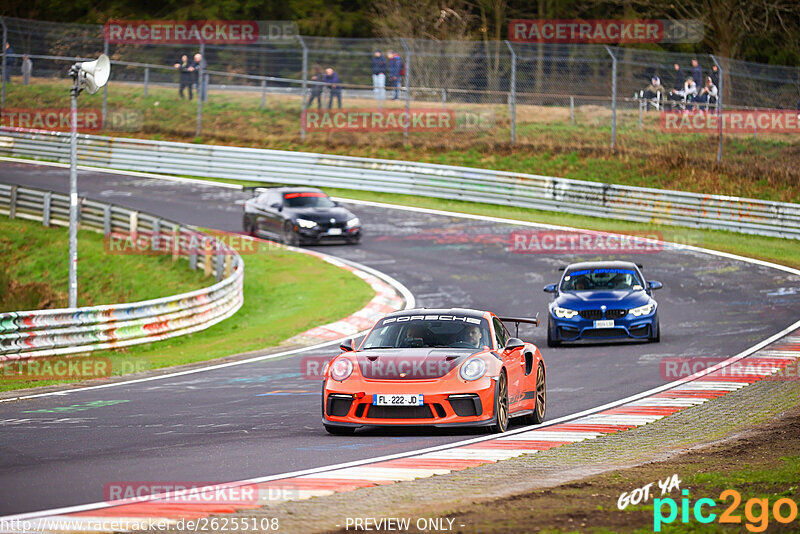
[326,395,353,417]
[354,403,367,417]
[583,328,626,339]
[449,395,482,417]
[579,309,603,320]
[366,404,434,419]
[629,325,651,337]
[317,220,346,231]
[579,309,626,319]
[606,309,627,319]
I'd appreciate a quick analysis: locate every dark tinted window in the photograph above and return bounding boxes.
[283,192,335,208]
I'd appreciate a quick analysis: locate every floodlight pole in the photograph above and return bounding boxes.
[68,68,80,309]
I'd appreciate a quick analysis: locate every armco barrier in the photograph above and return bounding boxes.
[0,182,244,360]
[2,129,798,239]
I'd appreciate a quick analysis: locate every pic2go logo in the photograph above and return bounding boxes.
[654,489,799,532]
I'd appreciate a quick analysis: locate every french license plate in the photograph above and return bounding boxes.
[327,228,343,236]
[373,394,423,406]
[594,319,615,328]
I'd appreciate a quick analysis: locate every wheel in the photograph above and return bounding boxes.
[650,320,661,343]
[546,320,561,347]
[519,362,546,426]
[324,424,356,435]
[282,221,300,247]
[489,371,509,433]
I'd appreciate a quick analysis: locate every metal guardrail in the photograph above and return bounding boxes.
[2,129,799,240]
[0,181,244,360]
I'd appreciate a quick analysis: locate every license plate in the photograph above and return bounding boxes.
[373,394,423,406]
[327,228,342,236]
[594,319,615,328]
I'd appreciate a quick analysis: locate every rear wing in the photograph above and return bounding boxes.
[499,313,540,337]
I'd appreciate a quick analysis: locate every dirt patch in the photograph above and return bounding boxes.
[0,269,62,311]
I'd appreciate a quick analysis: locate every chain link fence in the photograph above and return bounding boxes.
[1,16,799,159]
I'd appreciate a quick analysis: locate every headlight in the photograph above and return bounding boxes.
[629,303,655,317]
[553,307,579,319]
[346,217,360,228]
[459,358,487,381]
[296,218,318,229]
[330,358,353,381]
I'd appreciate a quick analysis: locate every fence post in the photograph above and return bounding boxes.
[605,46,617,149]
[400,38,411,145]
[143,66,149,97]
[152,218,161,251]
[442,88,447,108]
[753,107,757,139]
[570,96,575,125]
[1,17,7,119]
[195,42,204,138]
[505,41,516,145]
[102,39,109,128]
[710,54,723,162]
[297,35,308,142]
[261,79,266,110]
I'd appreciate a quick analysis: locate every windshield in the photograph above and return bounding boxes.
[560,268,644,292]
[283,192,335,208]
[362,316,492,350]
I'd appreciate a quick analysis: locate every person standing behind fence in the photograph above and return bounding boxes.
[388,50,404,100]
[193,53,206,101]
[21,54,32,85]
[324,67,342,109]
[174,55,195,100]
[308,64,324,109]
[690,59,702,89]
[3,43,15,82]
[372,50,387,101]
[671,63,682,91]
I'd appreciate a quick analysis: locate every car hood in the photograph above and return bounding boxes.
[555,290,651,309]
[356,348,478,380]
[288,207,354,224]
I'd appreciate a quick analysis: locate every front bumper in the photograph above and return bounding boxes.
[322,377,497,428]
[550,313,657,341]
[297,225,361,243]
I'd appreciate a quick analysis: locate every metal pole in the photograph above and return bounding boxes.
[195,43,204,138]
[400,38,410,145]
[605,46,617,149]
[570,96,575,125]
[102,39,109,128]
[68,83,79,308]
[1,17,7,118]
[261,79,266,110]
[143,66,149,97]
[753,107,757,139]
[505,41,516,145]
[297,35,308,142]
[442,88,446,108]
[711,54,723,162]
[638,98,643,129]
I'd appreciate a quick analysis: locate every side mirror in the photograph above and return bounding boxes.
[543,283,557,293]
[505,337,525,351]
[339,339,354,352]
[271,203,283,211]
[648,280,663,290]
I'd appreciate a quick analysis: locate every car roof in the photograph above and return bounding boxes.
[564,260,641,271]
[383,308,489,320]
[259,186,325,195]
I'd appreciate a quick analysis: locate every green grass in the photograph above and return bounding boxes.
[0,220,374,393]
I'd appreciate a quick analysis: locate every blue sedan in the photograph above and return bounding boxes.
[543,261,662,346]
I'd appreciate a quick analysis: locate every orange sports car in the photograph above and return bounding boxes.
[322,308,546,434]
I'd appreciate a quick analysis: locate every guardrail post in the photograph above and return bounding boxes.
[710,54,723,163]
[102,39,109,129]
[9,185,16,219]
[129,210,138,240]
[42,191,51,226]
[103,205,111,234]
[215,252,224,281]
[172,228,181,262]
[224,254,232,278]
[143,66,149,97]
[297,35,308,142]
[605,46,617,150]
[505,41,516,145]
[152,218,161,251]
[570,96,575,125]
[1,17,7,119]
[195,43,204,138]
[203,248,212,277]
[261,79,266,110]
[400,38,411,145]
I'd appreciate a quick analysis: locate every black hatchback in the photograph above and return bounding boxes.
[243,187,361,246]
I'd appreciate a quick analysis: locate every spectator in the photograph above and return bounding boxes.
[324,67,341,109]
[4,42,15,82]
[690,59,702,88]
[193,53,206,101]
[371,50,387,101]
[710,64,719,87]
[307,64,324,109]
[642,76,662,100]
[668,76,697,108]
[671,63,683,91]
[694,76,718,109]
[388,50,404,100]
[21,54,32,85]
[174,54,195,100]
